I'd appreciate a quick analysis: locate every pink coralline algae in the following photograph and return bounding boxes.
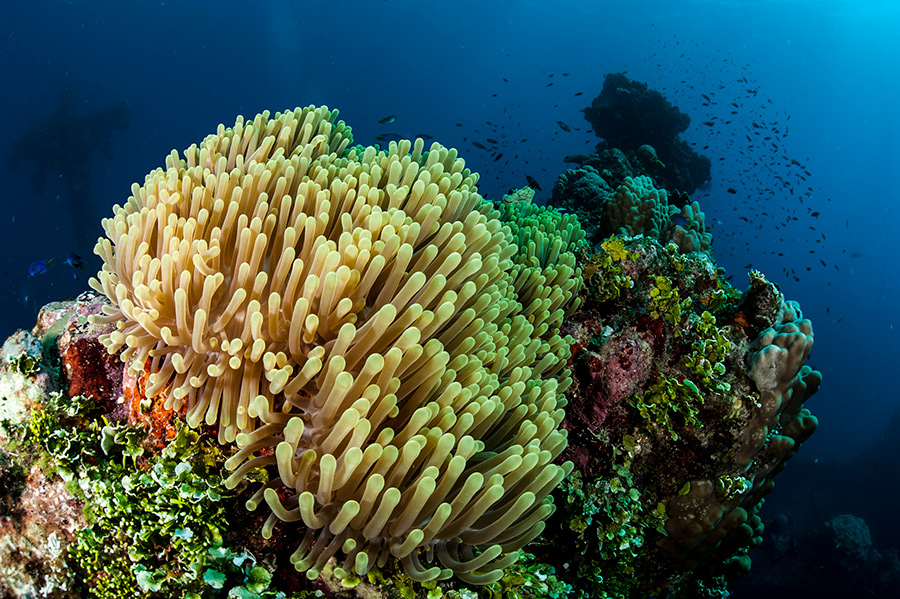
[594,329,656,406]
[570,328,655,431]
[34,292,124,409]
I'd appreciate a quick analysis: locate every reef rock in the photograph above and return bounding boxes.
[580,72,712,194]
[0,243,822,599]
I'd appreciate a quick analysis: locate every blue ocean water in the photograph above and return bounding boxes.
[0,1,897,595]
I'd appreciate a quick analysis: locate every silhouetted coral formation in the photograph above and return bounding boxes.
[581,73,711,195]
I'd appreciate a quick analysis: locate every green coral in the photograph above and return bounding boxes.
[100,420,146,466]
[601,237,632,263]
[633,377,704,440]
[660,242,741,315]
[552,447,667,599]
[483,553,573,599]
[19,392,99,483]
[24,392,93,441]
[662,242,687,273]
[715,475,752,501]
[25,391,64,440]
[363,549,571,599]
[748,269,767,287]
[683,311,734,392]
[18,399,292,599]
[726,391,762,420]
[583,236,636,303]
[68,422,261,597]
[705,285,734,313]
[8,351,41,376]
[686,575,731,599]
[632,286,738,441]
[647,275,691,326]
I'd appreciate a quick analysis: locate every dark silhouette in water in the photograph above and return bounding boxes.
[581,72,711,195]
[6,84,131,249]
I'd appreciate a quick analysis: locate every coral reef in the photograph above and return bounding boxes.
[580,72,711,195]
[0,105,820,599]
[0,297,105,597]
[2,291,580,598]
[552,171,710,253]
[0,243,820,599]
[4,238,817,598]
[501,185,536,205]
[533,236,819,598]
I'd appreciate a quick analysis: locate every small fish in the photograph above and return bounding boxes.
[64,252,84,278]
[377,115,397,124]
[727,188,737,194]
[472,141,487,150]
[373,133,403,144]
[65,252,84,269]
[670,213,688,227]
[525,175,542,191]
[28,259,53,277]
[556,120,572,133]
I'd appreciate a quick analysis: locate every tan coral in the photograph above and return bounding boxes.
[501,186,535,205]
[89,106,579,584]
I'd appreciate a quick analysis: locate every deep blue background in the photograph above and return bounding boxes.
[0,0,897,591]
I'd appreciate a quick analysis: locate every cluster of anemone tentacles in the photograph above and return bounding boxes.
[89,106,583,585]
